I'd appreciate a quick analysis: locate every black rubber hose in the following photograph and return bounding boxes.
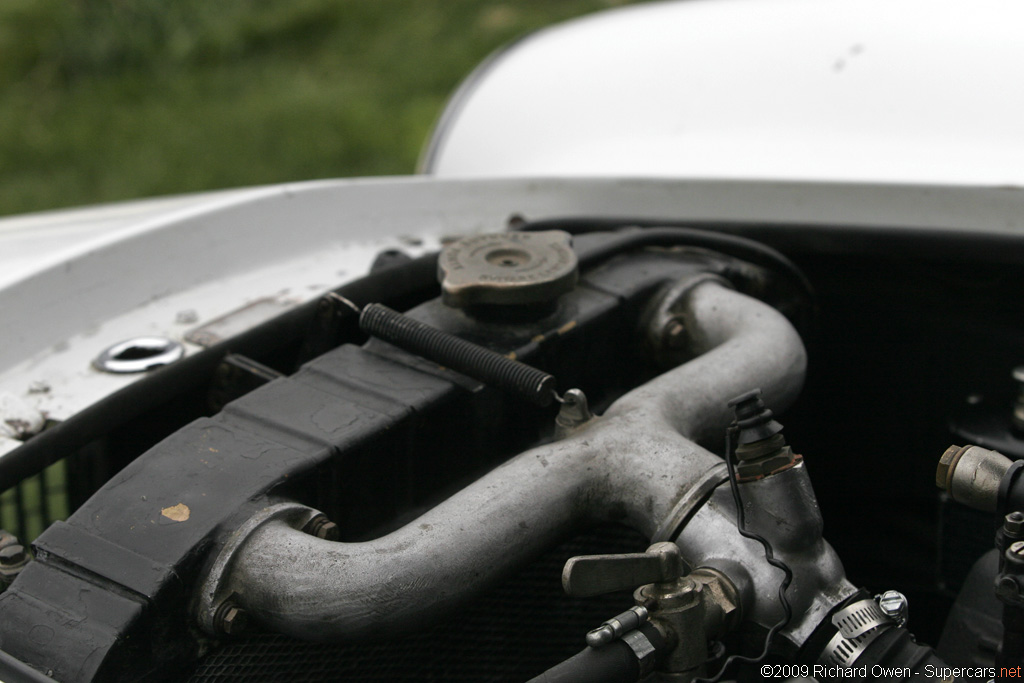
[516,218,815,306]
[516,215,1024,267]
[526,624,667,683]
[0,253,441,493]
[517,218,818,350]
[852,627,952,680]
[360,303,557,406]
[998,604,1024,671]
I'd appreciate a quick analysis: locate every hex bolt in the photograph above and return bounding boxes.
[214,601,249,636]
[0,545,27,567]
[877,590,909,626]
[1006,512,1024,537]
[936,445,964,491]
[302,514,340,541]
[0,542,30,590]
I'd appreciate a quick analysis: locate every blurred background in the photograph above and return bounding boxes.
[0,0,642,218]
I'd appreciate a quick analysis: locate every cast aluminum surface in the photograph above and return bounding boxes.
[199,279,853,649]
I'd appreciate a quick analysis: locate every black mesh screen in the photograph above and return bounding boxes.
[187,525,647,682]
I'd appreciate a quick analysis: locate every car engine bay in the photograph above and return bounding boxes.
[0,212,1021,682]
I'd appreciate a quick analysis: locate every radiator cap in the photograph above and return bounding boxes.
[438,231,578,308]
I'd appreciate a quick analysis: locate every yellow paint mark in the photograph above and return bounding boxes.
[531,334,546,343]
[557,320,578,335]
[505,351,517,360]
[208,447,219,453]
[161,503,191,522]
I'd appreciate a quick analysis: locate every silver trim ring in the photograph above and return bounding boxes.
[93,337,185,373]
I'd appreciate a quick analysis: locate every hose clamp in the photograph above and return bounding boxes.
[818,598,896,668]
[621,629,658,677]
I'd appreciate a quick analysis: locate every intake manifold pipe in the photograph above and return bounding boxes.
[195,279,812,641]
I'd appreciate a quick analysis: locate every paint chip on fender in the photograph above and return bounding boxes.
[161,503,190,522]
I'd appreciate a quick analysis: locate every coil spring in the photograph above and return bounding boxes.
[359,303,557,406]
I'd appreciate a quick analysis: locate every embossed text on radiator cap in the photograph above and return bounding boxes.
[438,231,578,308]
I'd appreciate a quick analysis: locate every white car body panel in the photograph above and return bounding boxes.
[3,0,1024,450]
[424,0,1024,186]
[3,175,1024,454]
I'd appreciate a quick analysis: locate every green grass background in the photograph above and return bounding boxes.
[0,0,641,218]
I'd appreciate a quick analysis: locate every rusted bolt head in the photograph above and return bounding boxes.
[215,602,248,635]
[0,545,27,567]
[313,521,339,540]
[303,515,340,541]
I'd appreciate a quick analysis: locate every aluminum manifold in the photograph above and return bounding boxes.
[196,278,853,658]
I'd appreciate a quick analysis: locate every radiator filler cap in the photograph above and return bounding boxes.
[438,231,578,309]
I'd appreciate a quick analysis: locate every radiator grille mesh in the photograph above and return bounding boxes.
[187,525,646,682]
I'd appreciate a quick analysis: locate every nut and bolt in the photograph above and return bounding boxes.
[877,590,909,626]
[303,514,340,541]
[214,601,249,636]
[1006,512,1024,537]
[0,536,30,590]
[0,545,27,567]
[0,530,17,550]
